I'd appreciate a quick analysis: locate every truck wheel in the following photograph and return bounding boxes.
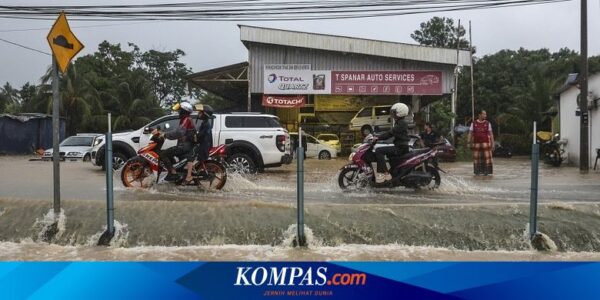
[227,152,257,174]
[104,152,127,171]
[361,125,373,136]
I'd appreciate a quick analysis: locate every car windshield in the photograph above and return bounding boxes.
[60,136,94,146]
[318,135,338,141]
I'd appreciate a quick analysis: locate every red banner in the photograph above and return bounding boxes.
[331,71,443,95]
[262,95,306,108]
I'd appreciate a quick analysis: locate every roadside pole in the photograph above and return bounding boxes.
[295,128,307,247]
[98,113,115,245]
[51,57,61,216]
[529,122,539,240]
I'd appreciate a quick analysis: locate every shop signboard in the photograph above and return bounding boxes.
[262,95,306,108]
[315,95,397,112]
[264,65,331,94]
[331,71,442,95]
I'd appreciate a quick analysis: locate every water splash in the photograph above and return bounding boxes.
[280,224,321,248]
[32,209,66,242]
[87,220,130,248]
[437,175,510,195]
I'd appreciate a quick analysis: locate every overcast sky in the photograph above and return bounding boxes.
[0,0,597,89]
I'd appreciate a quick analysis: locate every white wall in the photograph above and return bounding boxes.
[559,74,600,167]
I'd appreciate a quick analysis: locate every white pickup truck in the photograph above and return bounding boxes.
[90,112,292,173]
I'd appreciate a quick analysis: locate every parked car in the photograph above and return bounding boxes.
[316,133,341,154]
[493,141,513,158]
[349,105,393,136]
[350,135,456,162]
[43,133,102,161]
[297,114,331,136]
[290,132,338,160]
[91,112,292,173]
[349,105,415,136]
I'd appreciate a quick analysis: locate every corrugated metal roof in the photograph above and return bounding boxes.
[240,25,471,67]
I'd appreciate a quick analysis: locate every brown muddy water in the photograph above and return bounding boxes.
[1,155,600,260]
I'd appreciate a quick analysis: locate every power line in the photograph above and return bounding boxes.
[0,37,50,56]
[0,0,570,21]
[0,20,165,33]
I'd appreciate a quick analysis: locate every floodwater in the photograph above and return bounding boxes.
[1,155,600,261]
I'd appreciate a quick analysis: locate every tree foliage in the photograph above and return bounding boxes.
[411,16,470,49]
[0,41,202,134]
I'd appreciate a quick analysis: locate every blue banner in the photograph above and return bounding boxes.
[1,262,598,299]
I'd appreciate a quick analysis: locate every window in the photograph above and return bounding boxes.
[307,136,318,144]
[151,118,179,131]
[61,136,94,146]
[356,108,372,118]
[225,116,243,128]
[375,106,391,116]
[318,135,338,142]
[225,116,281,128]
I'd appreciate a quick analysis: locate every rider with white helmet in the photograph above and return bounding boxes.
[156,101,196,181]
[374,102,411,182]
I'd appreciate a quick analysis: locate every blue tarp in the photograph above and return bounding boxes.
[0,114,65,154]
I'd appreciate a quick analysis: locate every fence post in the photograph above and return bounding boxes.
[529,122,539,240]
[98,113,115,245]
[295,128,307,247]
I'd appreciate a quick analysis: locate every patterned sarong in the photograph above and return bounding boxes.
[472,142,493,175]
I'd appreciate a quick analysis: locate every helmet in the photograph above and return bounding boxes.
[390,103,409,118]
[194,103,215,119]
[179,102,193,113]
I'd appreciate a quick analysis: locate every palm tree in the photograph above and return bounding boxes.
[40,63,102,135]
[112,71,164,132]
[0,82,19,113]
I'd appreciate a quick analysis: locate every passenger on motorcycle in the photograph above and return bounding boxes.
[374,102,411,182]
[419,122,440,148]
[182,104,215,185]
[154,101,195,182]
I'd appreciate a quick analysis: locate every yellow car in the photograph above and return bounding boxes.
[317,134,341,154]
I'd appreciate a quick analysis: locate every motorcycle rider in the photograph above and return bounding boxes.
[154,101,195,182]
[182,104,215,185]
[374,102,411,182]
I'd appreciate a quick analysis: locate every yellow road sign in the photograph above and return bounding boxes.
[47,12,84,74]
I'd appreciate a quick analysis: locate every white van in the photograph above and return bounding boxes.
[349,105,393,136]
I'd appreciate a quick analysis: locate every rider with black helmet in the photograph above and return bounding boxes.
[374,102,411,182]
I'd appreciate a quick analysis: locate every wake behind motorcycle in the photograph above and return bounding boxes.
[121,131,227,190]
[338,135,444,191]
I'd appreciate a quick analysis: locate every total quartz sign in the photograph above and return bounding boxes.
[264,64,331,94]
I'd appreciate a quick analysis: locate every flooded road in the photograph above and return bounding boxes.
[1,155,600,260]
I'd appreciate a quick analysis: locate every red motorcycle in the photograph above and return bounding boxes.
[121,131,227,190]
[338,135,443,190]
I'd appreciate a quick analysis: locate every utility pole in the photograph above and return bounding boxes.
[451,20,461,146]
[580,0,589,172]
[469,21,475,123]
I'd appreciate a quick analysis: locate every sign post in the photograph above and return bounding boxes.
[295,128,307,247]
[46,12,84,220]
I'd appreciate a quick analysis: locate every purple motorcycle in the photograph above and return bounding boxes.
[338,135,444,190]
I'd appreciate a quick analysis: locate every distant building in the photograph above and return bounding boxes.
[557,73,600,167]
[0,113,65,155]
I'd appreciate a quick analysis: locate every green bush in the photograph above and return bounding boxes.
[454,134,471,161]
[497,134,531,155]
